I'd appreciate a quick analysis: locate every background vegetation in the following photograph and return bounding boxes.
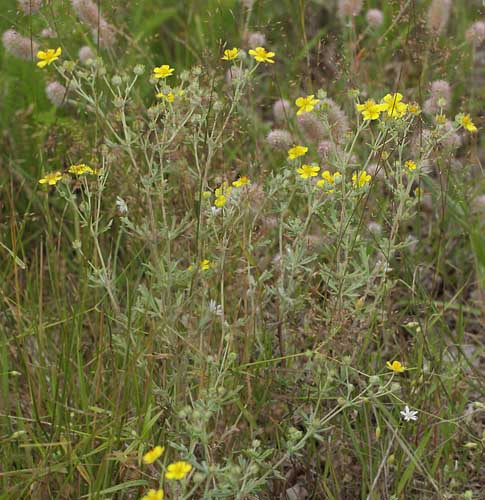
[0,0,484,498]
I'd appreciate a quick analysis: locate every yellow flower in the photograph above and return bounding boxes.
[156,92,175,102]
[381,93,407,118]
[386,360,405,373]
[297,164,320,179]
[404,160,417,171]
[200,260,211,271]
[152,65,174,79]
[317,170,341,189]
[143,445,165,465]
[214,181,232,207]
[295,95,319,116]
[435,114,446,125]
[141,489,164,500]
[232,176,250,187]
[37,47,61,68]
[214,195,227,207]
[287,145,308,160]
[352,170,372,187]
[408,102,421,115]
[215,182,232,198]
[165,461,192,480]
[248,47,275,64]
[457,113,477,133]
[356,99,386,121]
[38,171,63,185]
[222,47,239,61]
[68,163,95,175]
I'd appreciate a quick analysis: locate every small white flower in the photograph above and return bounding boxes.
[400,405,418,422]
[211,206,221,216]
[208,299,223,316]
[116,196,128,214]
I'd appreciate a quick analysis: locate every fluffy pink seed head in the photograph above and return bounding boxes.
[427,0,451,34]
[440,121,462,150]
[267,129,293,151]
[366,9,384,28]
[18,0,42,14]
[248,32,266,49]
[41,28,56,38]
[317,140,333,159]
[225,66,244,85]
[91,20,116,48]
[71,0,100,27]
[322,98,350,143]
[465,21,485,46]
[410,129,433,155]
[78,45,95,63]
[430,80,451,102]
[272,99,292,124]
[45,81,68,107]
[423,97,440,116]
[2,29,39,60]
[338,0,363,20]
[297,112,326,144]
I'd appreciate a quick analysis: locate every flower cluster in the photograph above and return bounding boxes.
[140,445,192,500]
[317,170,341,192]
[38,162,101,187]
[207,176,251,209]
[356,92,408,121]
[68,163,101,175]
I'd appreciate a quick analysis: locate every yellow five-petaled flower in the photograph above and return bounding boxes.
[404,160,417,171]
[200,259,211,270]
[143,445,165,465]
[381,93,407,118]
[37,47,62,68]
[152,65,174,79]
[248,47,275,64]
[222,47,239,61]
[356,99,386,121]
[295,95,319,116]
[232,176,250,187]
[352,170,372,187]
[297,164,320,179]
[165,460,192,480]
[457,113,477,133]
[386,360,405,373]
[38,171,63,185]
[141,489,164,500]
[317,170,341,191]
[288,145,308,160]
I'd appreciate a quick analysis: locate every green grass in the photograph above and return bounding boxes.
[0,0,484,498]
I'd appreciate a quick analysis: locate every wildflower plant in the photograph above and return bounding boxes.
[1,1,484,499]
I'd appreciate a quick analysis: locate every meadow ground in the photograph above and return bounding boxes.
[0,0,484,498]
